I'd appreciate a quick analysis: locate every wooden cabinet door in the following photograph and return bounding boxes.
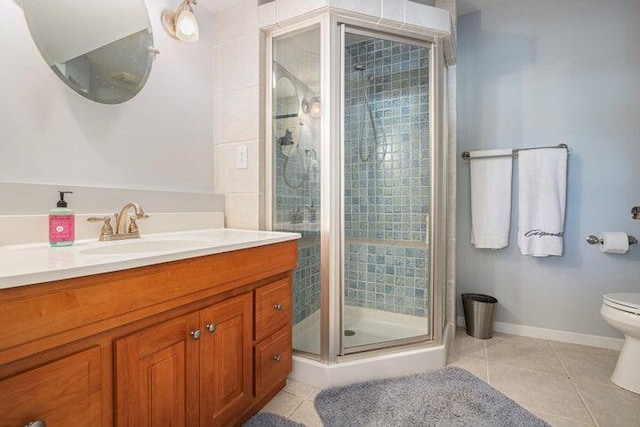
[0,346,103,427]
[199,294,253,427]
[115,313,199,427]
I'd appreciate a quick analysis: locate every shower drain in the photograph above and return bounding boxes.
[344,330,356,336]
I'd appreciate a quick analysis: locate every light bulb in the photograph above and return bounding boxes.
[175,9,199,42]
[309,97,321,117]
[177,12,196,35]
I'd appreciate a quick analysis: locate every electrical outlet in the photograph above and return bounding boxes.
[236,145,248,169]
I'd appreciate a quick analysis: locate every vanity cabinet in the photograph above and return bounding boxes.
[0,347,103,427]
[116,294,253,427]
[0,240,297,427]
[254,279,293,397]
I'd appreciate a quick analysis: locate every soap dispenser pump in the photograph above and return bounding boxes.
[49,191,75,247]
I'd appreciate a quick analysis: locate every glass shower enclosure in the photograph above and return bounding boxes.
[342,29,431,353]
[268,16,443,362]
[270,24,323,356]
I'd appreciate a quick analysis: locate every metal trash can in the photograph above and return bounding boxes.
[461,293,498,339]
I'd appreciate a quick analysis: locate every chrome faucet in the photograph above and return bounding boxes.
[87,202,149,241]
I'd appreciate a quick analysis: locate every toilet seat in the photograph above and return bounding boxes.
[603,293,640,315]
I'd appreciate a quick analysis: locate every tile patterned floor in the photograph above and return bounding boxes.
[261,331,640,426]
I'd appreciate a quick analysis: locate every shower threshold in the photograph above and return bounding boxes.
[290,317,451,388]
[294,305,429,354]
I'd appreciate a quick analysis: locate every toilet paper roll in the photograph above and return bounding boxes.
[598,232,629,254]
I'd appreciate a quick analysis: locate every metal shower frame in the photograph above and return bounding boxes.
[265,11,448,364]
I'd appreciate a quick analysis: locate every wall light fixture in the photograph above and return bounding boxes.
[162,0,199,43]
[302,97,321,117]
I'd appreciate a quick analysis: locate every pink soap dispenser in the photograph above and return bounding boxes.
[49,191,75,247]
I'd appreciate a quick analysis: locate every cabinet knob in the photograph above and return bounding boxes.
[190,330,202,340]
[273,355,281,363]
[206,323,217,333]
[25,421,46,427]
[274,303,283,311]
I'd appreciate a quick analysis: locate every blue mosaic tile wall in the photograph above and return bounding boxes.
[272,39,322,326]
[292,243,321,324]
[274,36,431,324]
[344,39,430,242]
[344,243,429,316]
[273,90,321,326]
[274,149,320,226]
[343,38,430,317]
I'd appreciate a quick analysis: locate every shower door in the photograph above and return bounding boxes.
[270,24,323,356]
[341,27,433,354]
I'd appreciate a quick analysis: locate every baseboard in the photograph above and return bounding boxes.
[456,316,624,351]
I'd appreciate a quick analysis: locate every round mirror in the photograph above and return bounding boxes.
[274,76,301,156]
[23,0,155,104]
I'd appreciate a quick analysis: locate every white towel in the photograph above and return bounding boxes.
[470,149,513,249]
[517,148,568,257]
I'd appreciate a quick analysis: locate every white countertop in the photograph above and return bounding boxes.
[0,229,301,290]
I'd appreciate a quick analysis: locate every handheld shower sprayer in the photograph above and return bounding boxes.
[354,64,386,163]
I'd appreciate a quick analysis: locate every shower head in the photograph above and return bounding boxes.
[355,65,375,82]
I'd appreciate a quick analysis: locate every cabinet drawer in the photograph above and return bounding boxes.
[254,327,292,397]
[0,346,103,427]
[254,279,291,341]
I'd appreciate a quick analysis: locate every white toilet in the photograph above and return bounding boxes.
[600,293,640,394]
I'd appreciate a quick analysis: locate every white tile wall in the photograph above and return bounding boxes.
[260,0,451,36]
[258,1,278,28]
[219,86,261,143]
[404,0,450,34]
[214,0,263,230]
[220,34,260,91]
[445,65,457,327]
[276,0,328,23]
[219,140,261,194]
[213,2,260,45]
[225,193,261,229]
[328,0,381,18]
[381,0,405,26]
[213,145,221,192]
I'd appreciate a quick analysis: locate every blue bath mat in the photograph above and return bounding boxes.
[243,412,306,427]
[315,366,550,426]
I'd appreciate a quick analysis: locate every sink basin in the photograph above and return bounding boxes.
[80,239,207,255]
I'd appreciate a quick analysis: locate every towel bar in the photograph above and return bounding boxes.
[461,143,569,162]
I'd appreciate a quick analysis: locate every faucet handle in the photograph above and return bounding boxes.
[128,215,138,233]
[87,216,114,239]
[128,214,149,233]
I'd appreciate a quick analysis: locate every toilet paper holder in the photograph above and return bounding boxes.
[586,234,638,245]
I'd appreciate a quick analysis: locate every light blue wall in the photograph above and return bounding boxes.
[457,0,640,338]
